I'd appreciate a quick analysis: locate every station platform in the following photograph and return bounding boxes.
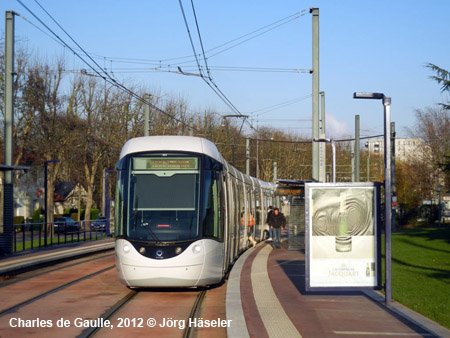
[0,238,115,275]
[226,239,450,338]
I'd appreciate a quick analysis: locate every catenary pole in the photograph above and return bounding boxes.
[1,11,15,254]
[246,138,250,176]
[311,8,320,181]
[319,91,326,182]
[144,93,150,136]
[391,122,396,232]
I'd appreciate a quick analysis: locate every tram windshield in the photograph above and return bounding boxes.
[127,156,200,242]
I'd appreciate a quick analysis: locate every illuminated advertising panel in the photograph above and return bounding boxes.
[305,183,381,291]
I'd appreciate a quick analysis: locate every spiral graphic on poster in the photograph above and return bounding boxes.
[312,188,374,236]
[347,193,373,236]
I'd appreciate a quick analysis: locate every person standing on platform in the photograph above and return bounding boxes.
[268,208,286,249]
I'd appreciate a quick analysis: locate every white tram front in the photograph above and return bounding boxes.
[114,136,274,288]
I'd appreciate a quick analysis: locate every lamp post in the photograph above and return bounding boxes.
[353,92,392,304]
[44,159,59,247]
[313,138,336,182]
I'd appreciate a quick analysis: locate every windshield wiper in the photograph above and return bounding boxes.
[133,186,161,243]
[142,221,162,244]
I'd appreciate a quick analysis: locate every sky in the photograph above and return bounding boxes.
[1,0,449,139]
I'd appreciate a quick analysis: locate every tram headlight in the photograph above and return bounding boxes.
[192,245,202,254]
[175,247,183,255]
[123,245,131,253]
[139,247,146,254]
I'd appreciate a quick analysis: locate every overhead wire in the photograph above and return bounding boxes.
[188,0,244,118]
[14,11,63,47]
[75,66,309,74]
[85,9,307,67]
[17,0,309,137]
[251,94,312,117]
[178,0,249,130]
[335,134,384,142]
[190,0,212,80]
[18,3,309,77]
[17,0,199,132]
[203,10,307,56]
[73,7,308,80]
[205,13,307,61]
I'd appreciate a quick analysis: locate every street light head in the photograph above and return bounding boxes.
[353,92,385,100]
[313,137,332,143]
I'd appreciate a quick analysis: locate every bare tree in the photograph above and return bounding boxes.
[20,59,73,230]
[411,106,450,194]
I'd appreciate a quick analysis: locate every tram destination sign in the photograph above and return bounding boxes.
[276,188,303,195]
[134,157,198,170]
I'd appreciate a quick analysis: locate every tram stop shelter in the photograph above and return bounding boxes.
[275,179,310,250]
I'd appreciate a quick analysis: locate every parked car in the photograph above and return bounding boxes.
[54,217,80,233]
[91,216,107,232]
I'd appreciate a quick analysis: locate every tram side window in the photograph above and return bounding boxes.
[202,171,223,241]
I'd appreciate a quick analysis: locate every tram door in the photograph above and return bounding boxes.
[255,190,262,241]
[237,182,246,252]
[223,173,232,269]
[247,187,256,244]
[233,177,241,257]
[220,173,230,273]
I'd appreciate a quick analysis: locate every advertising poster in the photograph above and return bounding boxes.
[305,183,381,291]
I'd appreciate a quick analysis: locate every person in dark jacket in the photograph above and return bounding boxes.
[268,208,286,248]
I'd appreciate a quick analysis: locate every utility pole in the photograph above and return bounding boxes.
[246,138,250,176]
[319,91,326,182]
[256,119,259,179]
[311,8,320,182]
[189,118,194,137]
[320,91,326,136]
[1,11,15,254]
[351,140,355,182]
[391,122,396,232]
[144,93,150,136]
[355,115,360,182]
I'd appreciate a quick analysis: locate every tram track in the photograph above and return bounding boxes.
[79,290,139,338]
[0,245,226,337]
[0,252,114,288]
[0,265,115,316]
[79,288,209,338]
[183,289,208,338]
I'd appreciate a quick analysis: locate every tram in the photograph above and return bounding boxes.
[114,136,275,288]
